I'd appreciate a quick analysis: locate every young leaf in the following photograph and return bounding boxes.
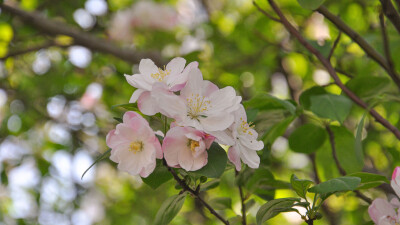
[354,113,366,167]
[142,159,173,189]
[244,93,296,115]
[310,94,352,123]
[299,86,327,109]
[288,123,326,153]
[290,174,314,199]
[209,197,232,210]
[154,194,186,225]
[347,172,389,190]
[81,148,111,179]
[192,142,227,178]
[111,103,138,111]
[345,76,390,100]
[308,176,361,195]
[256,198,301,225]
[297,0,325,10]
[200,179,220,191]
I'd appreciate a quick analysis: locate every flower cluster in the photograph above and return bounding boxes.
[106,57,264,177]
[369,167,400,225]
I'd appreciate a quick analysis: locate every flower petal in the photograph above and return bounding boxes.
[228,146,241,171]
[200,113,234,132]
[129,89,146,103]
[368,198,396,223]
[125,74,152,91]
[166,57,186,75]
[139,58,159,76]
[138,91,159,115]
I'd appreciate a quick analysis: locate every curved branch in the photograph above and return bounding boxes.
[379,12,397,82]
[379,0,400,34]
[0,3,164,65]
[0,40,70,60]
[263,0,400,140]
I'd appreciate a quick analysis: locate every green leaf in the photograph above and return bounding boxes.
[354,113,366,168]
[209,197,232,210]
[290,174,314,199]
[299,86,327,109]
[192,143,227,178]
[154,194,186,225]
[297,0,325,10]
[111,103,138,111]
[142,159,173,189]
[244,93,296,115]
[310,94,353,123]
[81,148,111,179]
[113,117,123,123]
[308,176,361,195]
[263,116,295,145]
[347,172,389,190]
[331,126,364,173]
[256,198,301,225]
[345,76,390,100]
[288,123,326,153]
[200,179,220,191]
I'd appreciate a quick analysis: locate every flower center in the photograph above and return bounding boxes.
[238,117,255,136]
[151,66,171,82]
[188,140,200,152]
[186,94,211,119]
[129,141,143,154]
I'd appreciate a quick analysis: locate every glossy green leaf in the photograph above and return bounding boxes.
[209,197,232,210]
[308,176,361,195]
[310,94,353,123]
[290,174,314,199]
[111,103,138,111]
[299,86,327,109]
[345,76,390,100]
[288,123,326,153]
[192,143,227,178]
[200,179,220,191]
[298,0,325,10]
[142,159,173,189]
[244,93,296,115]
[256,198,300,225]
[154,194,186,225]
[347,172,389,190]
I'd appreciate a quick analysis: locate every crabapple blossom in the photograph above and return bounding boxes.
[154,67,242,133]
[163,126,215,171]
[392,166,400,197]
[106,111,162,177]
[125,57,198,115]
[224,105,264,171]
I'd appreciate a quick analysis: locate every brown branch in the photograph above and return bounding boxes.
[0,3,164,65]
[379,12,399,84]
[262,0,400,141]
[0,40,69,60]
[236,171,247,225]
[325,125,347,176]
[163,159,230,225]
[317,6,400,90]
[327,32,341,60]
[380,0,400,34]
[253,1,281,22]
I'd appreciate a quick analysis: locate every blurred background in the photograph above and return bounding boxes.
[0,0,400,224]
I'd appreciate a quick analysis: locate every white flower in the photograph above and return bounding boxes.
[154,67,242,133]
[125,57,198,115]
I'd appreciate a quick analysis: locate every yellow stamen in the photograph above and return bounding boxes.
[151,65,171,82]
[239,117,255,136]
[189,140,200,152]
[129,141,143,154]
[186,93,211,119]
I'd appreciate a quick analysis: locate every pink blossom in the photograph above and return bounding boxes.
[392,166,400,197]
[106,111,162,177]
[163,126,214,171]
[125,57,198,115]
[154,67,242,133]
[368,198,398,225]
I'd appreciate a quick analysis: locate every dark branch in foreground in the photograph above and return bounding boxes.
[261,0,400,141]
[379,12,398,84]
[379,0,400,34]
[0,3,164,65]
[163,159,230,225]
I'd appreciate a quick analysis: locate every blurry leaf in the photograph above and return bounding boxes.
[246,108,259,122]
[310,94,352,123]
[200,179,220,191]
[0,23,13,42]
[245,199,256,210]
[113,117,123,123]
[244,93,296,115]
[290,174,314,199]
[111,103,138,111]
[263,116,295,145]
[154,194,186,225]
[209,197,232,210]
[310,40,331,58]
[256,198,300,225]
[354,113,366,168]
[345,76,390,100]
[347,172,389,190]
[331,126,363,173]
[81,148,111,179]
[299,86,327,109]
[55,35,74,46]
[192,143,227,178]
[297,0,325,10]
[288,123,326,153]
[142,159,173,189]
[21,0,38,11]
[308,176,361,196]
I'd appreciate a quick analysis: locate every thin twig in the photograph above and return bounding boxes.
[163,159,230,225]
[253,1,281,22]
[325,125,347,176]
[0,41,69,60]
[379,12,399,84]
[327,32,341,60]
[0,3,164,65]
[317,6,400,90]
[309,153,320,184]
[334,67,354,78]
[379,0,400,34]
[262,0,400,141]
[236,171,247,225]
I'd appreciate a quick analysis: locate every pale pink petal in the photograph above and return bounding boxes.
[368,198,396,223]
[239,138,264,151]
[152,136,163,159]
[129,89,146,103]
[192,139,206,158]
[163,127,188,167]
[392,167,400,180]
[204,134,215,149]
[140,160,156,177]
[178,143,195,171]
[228,146,241,171]
[153,84,187,120]
[201,80,219,97]
[169,61,199,91]
[138,91,158,115]
[238,144,260,169]
[125,74,152,90]
[166,57,186,75]
[391,180,400,198]
[191,151,208,171]
[208,130,235,146]
[180,68,203,98]
[208,86,241,114]
[139,58,159,76]
[200,113,234,132]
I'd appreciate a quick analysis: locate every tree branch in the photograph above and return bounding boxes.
[379,12,399,84]
[253,1,281,22]
[317,6,400,90]
[325,125,347,176]
[379,0,400,34]
[261,0,400,141]
[327,32,341,60]
[163,159,230,225]
[0,3,164,65]
[0,40,69,60]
